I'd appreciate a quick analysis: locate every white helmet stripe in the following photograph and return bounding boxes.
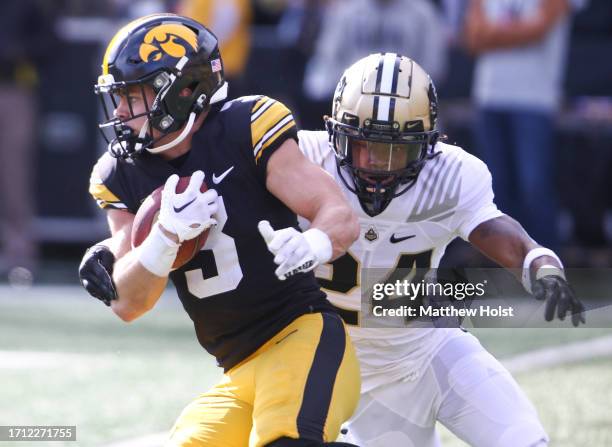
[376,96,391,121]
[373,52,399,121]
[379,52,397,94]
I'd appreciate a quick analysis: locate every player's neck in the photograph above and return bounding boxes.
[157,111,208,161]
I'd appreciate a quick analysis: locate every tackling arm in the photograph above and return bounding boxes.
[257,137,359,280]
[266,138,359,260]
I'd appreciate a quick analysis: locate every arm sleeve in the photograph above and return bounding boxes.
[250,96,298,177]
[88,155,129,211]
[454,154,504,241]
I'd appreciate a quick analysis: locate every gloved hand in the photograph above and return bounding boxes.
[258,220,332,281]
[532,274,586,327]
[158,171,218,242]
[78,244,117,306]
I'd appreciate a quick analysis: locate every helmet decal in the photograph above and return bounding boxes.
[139,23,198,63]
[101,15,156,75]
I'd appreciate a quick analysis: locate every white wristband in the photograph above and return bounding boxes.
[535,264,566,281]
[137,223,180,277]
[303,228,333,265]
[521,247,564,293]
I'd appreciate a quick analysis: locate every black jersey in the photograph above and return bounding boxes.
[89,96,333,370]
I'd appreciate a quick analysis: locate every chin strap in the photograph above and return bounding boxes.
[146,110,198,154]
[146,82,228,155]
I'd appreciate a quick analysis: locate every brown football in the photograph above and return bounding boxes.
[131,176,210,269]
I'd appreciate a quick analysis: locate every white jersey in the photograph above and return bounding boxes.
[298,130,504,392]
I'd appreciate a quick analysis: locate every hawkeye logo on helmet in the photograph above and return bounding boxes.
[139,24,198,63]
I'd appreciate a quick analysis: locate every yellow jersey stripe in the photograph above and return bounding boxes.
[254,118,295,163]
[89,183,122,204]
[251,101,294,149]
[251,98,276,124]
[96,200,128,210]
[251,96,270,115]
[253,112,293,155]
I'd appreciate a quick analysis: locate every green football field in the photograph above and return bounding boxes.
[1,285,611,447]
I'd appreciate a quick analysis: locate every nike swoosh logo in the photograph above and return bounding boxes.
[212,166,234,184]
[390,233,416,243]
[173,197,196,213]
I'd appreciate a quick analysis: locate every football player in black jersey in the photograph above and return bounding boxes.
[78,14,360,447]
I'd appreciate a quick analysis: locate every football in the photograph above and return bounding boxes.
[131,176,210,269]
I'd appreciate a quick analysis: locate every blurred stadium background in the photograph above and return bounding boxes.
[1,0,612,445]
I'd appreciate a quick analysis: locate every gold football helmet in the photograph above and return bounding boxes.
[325,53,440,216]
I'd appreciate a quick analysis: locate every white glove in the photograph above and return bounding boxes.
[158,171,218,243]
[258,220,332,281]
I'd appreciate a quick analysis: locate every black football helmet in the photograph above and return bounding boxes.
[325,53,440,216]
[95,14,228,160]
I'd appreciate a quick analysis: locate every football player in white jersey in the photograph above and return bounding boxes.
[298,53,586,447]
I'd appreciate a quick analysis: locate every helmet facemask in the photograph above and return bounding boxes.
[327,116,438,216]
[96,72,163,160]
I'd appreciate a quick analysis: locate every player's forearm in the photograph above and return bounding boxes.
[111,250,168,322]
[310,199,359,260]
[469,215,537,269]
[469,215,563,280]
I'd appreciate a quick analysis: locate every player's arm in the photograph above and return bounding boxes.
[80,172,218,321]
[468,215,585,325]
[249,97,358,279]
[267,138,359,260]
[469,215,542,270]
[83,158,174,320]
[259,138,359,280]
[104,208,170,322]
[464,0,570,54]
[78,207,169,320]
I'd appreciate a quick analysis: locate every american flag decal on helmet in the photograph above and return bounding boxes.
[211,58,222,72]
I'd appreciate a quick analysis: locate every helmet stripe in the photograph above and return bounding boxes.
[372,53,385,119]
[374,53,385,93]
[391,54,401,94]
[378,52,397,95]
[388,54,401,121]
[372,95,379,121]
[376,96,390,121]
[373,52,398,121]
[407,59,414,99]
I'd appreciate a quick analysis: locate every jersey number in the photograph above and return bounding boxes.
[318,250,433,325]
[184,197,244,298]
